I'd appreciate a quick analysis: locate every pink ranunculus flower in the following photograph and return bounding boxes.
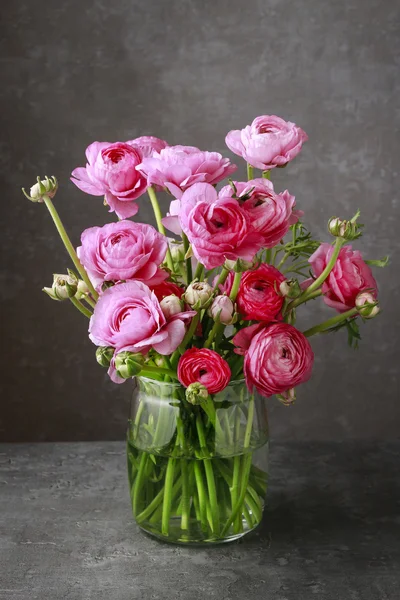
[308,243,378,313]
[233,323,314,398]
[225,115,308,170]
[126,135,168,158]
[89,281,195,360]
[77,220,168,290]
[178,182,264,269]
[71,142,147,219]
[219,179,302,247]
[177,348,231,394]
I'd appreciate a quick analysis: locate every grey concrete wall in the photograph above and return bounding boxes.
[1,0,399,442]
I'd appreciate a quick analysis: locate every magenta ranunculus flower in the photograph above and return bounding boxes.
[77,220,168,290]
[126,136,168,158]
[219,179,302,247]
[225,115,308,170]
[89,281,195,361]
[233,323,314,398]
[308,243,378,313]
[71,141,148,219]
[177,348,231,394]
[178,182,263,269]
[138,144,236,198]
[236,264,286,322]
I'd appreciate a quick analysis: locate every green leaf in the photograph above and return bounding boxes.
[365,256,389,268]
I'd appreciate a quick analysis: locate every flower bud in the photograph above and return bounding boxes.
[279,278,302,299]
[185,382,210,405]
[160,294,184,319]
[96,346,115,368]
[43,273,78,301]
[22,176,58,203]
[208,295,236,325]
[328,217,360,241]
[183,281,213,309]
[224,258,256,273]
[114,351,144,379]
[169,242,185,263]
[75,279,90,300]
[277,387,296,406]
[355,291,380,319]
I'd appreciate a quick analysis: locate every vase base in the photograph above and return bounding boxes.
[137,515,261,546]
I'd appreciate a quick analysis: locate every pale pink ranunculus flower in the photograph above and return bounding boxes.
[225,115,308,170]
[77,220,168,290]
[137,145,237,197]
[178,183,264,270]
[71,141,147,219]
[89,281,195,361]
[233,322,314,398]
[219,178,302,247]
[308,243,378,313]
[126,135,168,158]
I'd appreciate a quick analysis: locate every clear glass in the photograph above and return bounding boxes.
[127,377,269,545]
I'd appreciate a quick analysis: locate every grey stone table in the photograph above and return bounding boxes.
[0,442,399,600]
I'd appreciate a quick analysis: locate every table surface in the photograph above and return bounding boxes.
[0,441,399,600]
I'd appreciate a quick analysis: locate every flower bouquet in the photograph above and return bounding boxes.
[24,115,386,544]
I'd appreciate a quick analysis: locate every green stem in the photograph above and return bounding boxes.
[139,366,179,379]
[262,170,271,180]
[182,233,192,283]
[286,289,323,312]
[212,267,229,294]
[161,458,176,535]
[196,414,219,534]
[247,163,254,180]
[276,252,291,270]
[303,307,359,338]
[176,312,200,355]
[42,195,98,301]
[180,459,190,531]
[133,453,148,516]
[193,262,204,281]
[69,296,92,318]
[229,272,242,302]
[265,248,272,264]
[303,237,344,296]
[194,461,208,531]
[147,186,174,272]
[83,295,96,309]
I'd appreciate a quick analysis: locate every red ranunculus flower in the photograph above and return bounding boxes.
[177,348,231,394]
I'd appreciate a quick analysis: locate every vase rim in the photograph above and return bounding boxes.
[136,376,246,387]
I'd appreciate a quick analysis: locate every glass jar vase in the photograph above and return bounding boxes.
[127,377,269,544]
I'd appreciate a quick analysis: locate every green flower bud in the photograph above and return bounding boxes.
[355,291,380,319]
[183,281,213,310]
[185,382,210,405]
[96,346,115,368]
[224,258,256,273]
[114,351,144,379]
[328,216,361,241]
[277,387,296,406]
[279,278,302,299]
[22,176,58,203]
[43,273,78,301]
[75,279,90,300]
[170,242,185,263]
[160,295,184,318]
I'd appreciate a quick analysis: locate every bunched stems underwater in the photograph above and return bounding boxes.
[127,378,269,544]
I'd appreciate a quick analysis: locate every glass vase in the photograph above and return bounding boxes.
[127,377,269,544]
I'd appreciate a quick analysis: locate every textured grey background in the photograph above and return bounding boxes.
[0,0,399,442]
